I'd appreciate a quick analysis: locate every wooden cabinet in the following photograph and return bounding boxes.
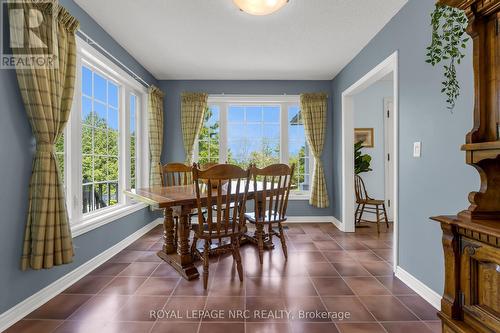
[432,1,500,333]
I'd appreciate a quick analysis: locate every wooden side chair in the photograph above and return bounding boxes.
[159,163,196,245]
[191,164,250,289]
[354,174,390,233]
[245,164,294,264]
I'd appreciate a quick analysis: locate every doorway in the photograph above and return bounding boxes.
[341,51,399,271]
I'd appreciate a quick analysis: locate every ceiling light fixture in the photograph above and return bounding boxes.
[233,0,289,16]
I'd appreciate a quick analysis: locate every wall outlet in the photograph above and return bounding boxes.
[413,142,421,158]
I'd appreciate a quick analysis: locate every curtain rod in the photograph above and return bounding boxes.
[76,30,151,88]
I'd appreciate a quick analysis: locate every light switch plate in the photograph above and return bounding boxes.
[413,142,421,158]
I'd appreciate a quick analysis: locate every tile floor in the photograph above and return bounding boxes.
[6,222,442,333]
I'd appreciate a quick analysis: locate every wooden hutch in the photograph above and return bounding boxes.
[431,0,500,333]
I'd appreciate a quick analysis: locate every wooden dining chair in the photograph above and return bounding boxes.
[158,163,196,245]
[245,164,295,264]
[354,174,390,233]
[191,164,251,289]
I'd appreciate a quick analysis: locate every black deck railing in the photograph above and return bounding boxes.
[82,179,118,213]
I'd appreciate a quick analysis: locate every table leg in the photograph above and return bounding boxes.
[162,208,175,254]
[157,205,199,280]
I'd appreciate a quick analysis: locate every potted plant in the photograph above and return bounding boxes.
[354,141,372,175]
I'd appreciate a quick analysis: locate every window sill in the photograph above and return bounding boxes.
[71,202,149,238]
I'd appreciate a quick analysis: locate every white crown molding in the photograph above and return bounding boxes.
[395,266,442,311]
[0,218,163,332]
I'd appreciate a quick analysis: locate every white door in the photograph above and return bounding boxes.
[383,97,394,221]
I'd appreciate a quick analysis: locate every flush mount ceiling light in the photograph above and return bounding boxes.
[233,0,289,16]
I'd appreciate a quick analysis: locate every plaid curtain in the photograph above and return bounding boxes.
[11,1,79,270]
[181,92,208,164]
[300,93,330,208]
[148,86,165,187]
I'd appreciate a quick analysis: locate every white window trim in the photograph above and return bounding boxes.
[64,36,149,237]
[195,95,312,200]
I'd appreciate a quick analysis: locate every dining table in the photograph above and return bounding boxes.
[124,181,272,281]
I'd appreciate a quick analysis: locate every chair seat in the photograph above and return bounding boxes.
[245,211,286,223]
[357,199,385,205]
[212,202,237,211]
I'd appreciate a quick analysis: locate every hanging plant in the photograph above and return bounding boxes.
[426,4,469,110]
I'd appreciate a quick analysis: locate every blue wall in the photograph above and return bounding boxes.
[158,80,334,216]
[0,0,159,314]
[331,0,478,293]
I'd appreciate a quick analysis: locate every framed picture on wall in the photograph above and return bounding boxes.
[354,128,374,148]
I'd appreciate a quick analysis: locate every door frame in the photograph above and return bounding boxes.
[383,97,394,221]
[341,51,399,271]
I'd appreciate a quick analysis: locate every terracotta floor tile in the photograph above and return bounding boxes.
[322,251,355,263]
[113,295,167,321]
[118,262,160,276]
[161,296,207,322]
[135,277,179,296]
[3,319,62,333]
[336,240,369,250]
[135,251,163,262]
[291,322,339,333]
[246,297,288,322]
[246,277,283,297]
[311,278,354,296]
[382,321,435,333]
[361,240,392,249]
[287,251,327,263]
[397,295,439,320]
[68,295,130,321]
[360,261,393,276]
[304,262,340,277]
[343,277,391,295]
[151,263,186,277]
[102,321,155,333]
[424,321,442,333]
[125,239,156,251]
[150,322,199,333]
[107,251,146,263]
[89,262,129,276]
[372,249,393,262]
[173,277,211,296]
[322,296,376,322]
[53,320,107,333]
[359,296,419,321]
[376,276,417,295]
[313,240,343,250]
[98,277,147,295]
[346,250,384,262]
[63,276,114,294]
[309,234,333,241]
[26,294,92,320]
[199,322,245,333]
[336,323,386,333]
[247,322,292,333]
[204,297,245,321]
[285,297,328,322]
[282,277,318,297]
[332,262,371,277]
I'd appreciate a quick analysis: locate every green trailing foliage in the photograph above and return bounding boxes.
[426,4,469,110]
[354,141,372,175]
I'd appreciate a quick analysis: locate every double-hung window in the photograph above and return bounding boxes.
[194,95,311,198]
[56,36,149,236]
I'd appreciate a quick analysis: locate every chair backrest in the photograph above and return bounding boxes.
[354,174,370,202]
[198,162,219,170]
[250,163,295,222]
[192,164,250,237]
[159,163,193,187]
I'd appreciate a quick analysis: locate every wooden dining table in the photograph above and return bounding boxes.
[124,182,270,281]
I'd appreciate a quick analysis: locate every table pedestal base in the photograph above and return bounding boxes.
[157,250,199,280]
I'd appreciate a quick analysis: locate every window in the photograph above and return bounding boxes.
[194,96,311,197]
[56,36,148,234]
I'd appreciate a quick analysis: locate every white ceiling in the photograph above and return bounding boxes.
[75,0,408,80]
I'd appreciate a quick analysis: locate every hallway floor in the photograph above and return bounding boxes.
[7,222,441,333]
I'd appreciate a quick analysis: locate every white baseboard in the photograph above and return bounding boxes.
[286,216,344,231]
[0,218,163,332]
[395,266,442,311]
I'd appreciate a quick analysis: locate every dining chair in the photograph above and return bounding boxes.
[354,174,390,233]
[191,164,250,289]
[159,163,197,245]
[245,164,294,264]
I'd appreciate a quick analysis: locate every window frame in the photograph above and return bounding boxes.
[62,36,149,237]
[194,95,312,200]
